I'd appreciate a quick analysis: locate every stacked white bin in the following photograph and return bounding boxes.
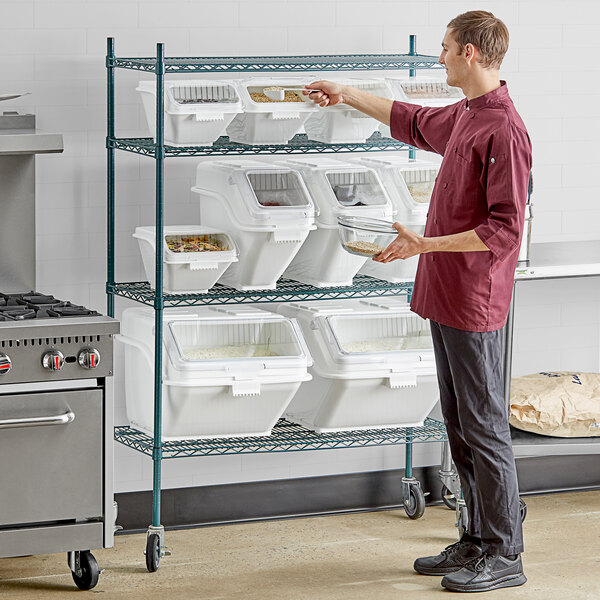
[118,306,312,439]
[303,77,393,143]
[275,299,439,432]
[354,156,440,282]
[137,80,243,146]
[282,157,394,287]
[192,159,316,290]
[379,75,463,138]
[133,226,238,293]
[226,78,317,144]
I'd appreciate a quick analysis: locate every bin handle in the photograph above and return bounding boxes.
[269,112,300,120]
[188,262,219,271]
[115,334,155,372]
[163,377,262,397]
[192,113,224,122]
[387,372,417,389]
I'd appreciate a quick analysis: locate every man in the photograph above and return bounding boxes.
[304,11,531,594]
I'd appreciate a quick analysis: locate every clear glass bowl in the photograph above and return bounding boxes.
[337,216,397,257]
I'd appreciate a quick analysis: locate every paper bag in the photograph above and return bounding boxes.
[509,372,600,438]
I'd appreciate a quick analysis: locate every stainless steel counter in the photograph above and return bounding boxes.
[515,240,600,281]
[505,241,600,458]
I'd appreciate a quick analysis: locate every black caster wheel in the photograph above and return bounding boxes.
[520,498,527,523]
[145,533,161,572]
[441,484,457,510]
[404,485,426,520]
[71,551,100,591]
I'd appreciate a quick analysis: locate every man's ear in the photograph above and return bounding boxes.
[464,42,477,65]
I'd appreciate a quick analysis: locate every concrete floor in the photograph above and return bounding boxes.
[0,490,599,599]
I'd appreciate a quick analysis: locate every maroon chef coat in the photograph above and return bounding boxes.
[390,81,532,332]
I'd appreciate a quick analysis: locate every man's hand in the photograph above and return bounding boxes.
[373,222,427,263]
[303,80,347,107]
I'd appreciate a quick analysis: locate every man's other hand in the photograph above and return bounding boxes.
[304,81,346,107]
[373,222,427,262]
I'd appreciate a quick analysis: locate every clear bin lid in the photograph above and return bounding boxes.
[398,79,462,100]
[138,80,242,112]
[326,169,389,208]
[134,226,238,263]
[319,311,433,364]
[233,167,315,221]
[313,77,392,106]
[239,78,317,112]
[385,76,463,102]
[358,156,440,211]
[397,165,439,205]
[169,82,239,105]
[165,316,309,372]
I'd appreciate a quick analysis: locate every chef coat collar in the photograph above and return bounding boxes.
[465,80,508,110]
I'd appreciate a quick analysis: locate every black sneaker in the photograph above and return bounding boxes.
[413,539,482,575]
[441,553,527,592]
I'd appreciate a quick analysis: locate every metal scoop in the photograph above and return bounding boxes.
[263,86,321,101]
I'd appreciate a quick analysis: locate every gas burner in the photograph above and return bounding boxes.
[20,294,60,306]
[0,306,37,320]
[0,291,100,320]
[46,303,101,319]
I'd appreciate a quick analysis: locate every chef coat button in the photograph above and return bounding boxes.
[443,182,448,189]
[434,219,438,224]
[491,157,496,164]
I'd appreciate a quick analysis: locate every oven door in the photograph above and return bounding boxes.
[0,388,102,526]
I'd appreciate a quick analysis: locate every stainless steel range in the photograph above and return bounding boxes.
[0,291,118,590]
[0,112,119,591]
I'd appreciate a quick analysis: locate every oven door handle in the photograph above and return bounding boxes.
[0,410,75,429]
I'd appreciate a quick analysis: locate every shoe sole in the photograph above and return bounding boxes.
[442,573,527,592]
[414,565,464,576]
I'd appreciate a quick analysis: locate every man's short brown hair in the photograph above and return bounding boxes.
[447,11,509,69]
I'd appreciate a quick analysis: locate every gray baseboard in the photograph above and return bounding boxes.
[115,455,600,533]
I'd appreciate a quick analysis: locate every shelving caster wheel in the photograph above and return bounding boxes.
[441,484,457,510]
[519,498,527,522]
[144,525,172,573]
[68,550,100,590]
[402,477,426,520]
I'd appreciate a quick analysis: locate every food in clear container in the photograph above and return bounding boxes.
[249,88,304,103]
[165,234,229,253]
[338,216,397,258]
[343,241,385,257]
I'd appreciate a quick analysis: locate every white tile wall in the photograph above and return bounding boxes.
[0,0,598,494]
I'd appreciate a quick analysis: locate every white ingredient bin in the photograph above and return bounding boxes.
[226,78,317,145]
[303,77,393,143]
[118,306,312,439]
[137,80,243,146]
[274,299,438,432]
[379,75,463,138]
[133,226,238,294]
[281,157,394,287]
[352,156,440,282]
[192,159,316,290]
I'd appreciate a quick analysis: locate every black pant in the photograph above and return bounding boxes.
[430,320,524,556]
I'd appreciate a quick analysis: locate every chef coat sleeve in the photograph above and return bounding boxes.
[390,100,462,155]
[474,126,532,262]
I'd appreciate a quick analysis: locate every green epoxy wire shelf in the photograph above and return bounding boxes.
[114,418,447,458]
[108,133,410,158]
[108,276,413,307]
[108,53,443,73]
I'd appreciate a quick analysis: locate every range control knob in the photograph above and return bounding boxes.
[0,352,12,375]
[42,350,65,371]
[78,348,101,369]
